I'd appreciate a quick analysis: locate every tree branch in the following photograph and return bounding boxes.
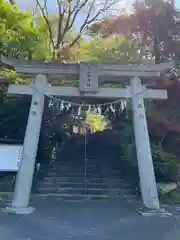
[67,0,120,48]
[36,0,121,59]
[36,0,56,59]
[55,0,67,49]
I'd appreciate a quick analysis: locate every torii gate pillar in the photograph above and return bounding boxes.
[130,77,159,210]
[5,74,47,214]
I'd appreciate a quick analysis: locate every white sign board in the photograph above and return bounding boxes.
[0,144,22,171]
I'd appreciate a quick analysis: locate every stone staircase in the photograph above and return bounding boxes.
[35,135,139,201]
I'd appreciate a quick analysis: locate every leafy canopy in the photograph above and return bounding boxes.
[0,0,41,58]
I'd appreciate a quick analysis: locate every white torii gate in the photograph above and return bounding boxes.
[1,56,173,214]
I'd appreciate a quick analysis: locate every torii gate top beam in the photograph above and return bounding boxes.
[1,56,174,83]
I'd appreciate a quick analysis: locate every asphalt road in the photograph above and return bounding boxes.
[0,198,180,240]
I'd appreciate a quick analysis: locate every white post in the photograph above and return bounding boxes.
[5,74,47,214]
[130,77,160,210]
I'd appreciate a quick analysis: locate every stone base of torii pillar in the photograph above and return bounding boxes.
[137,208,172,217]
[3,206,35,215]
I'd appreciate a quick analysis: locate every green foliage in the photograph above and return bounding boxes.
[0,0,42,58]
[0,94,30,140]
[0,173,16,192]
[32,15,57,60]
[152,143,180,182]
[120,121,180,184]
[71,36,141,64]
[0,69,25,83]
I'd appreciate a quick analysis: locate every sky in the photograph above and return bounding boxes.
[16,0,180,11]
[14,0,180,35]
[176,0,180,8]
[15,0,135,29]
[16,0,135,13]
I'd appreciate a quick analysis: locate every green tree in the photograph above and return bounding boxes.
[70,36,141,64]
[0,0,41,59]
[33,14,77,60]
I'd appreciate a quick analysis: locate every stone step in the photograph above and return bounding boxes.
[46,166,122,173]
[54,159,121,164]
[35,187,134,195]
[48,159,108,163]
[33,193,139,202]
[43,165,122,171]
[36,181,132,189]
[50,159,120,163]
[35,193,109,200]
[42,176,127,183]
[35,148,136,202]
[43,167,122,173]
[52,155,118,159]
[0,193,139,204]
[43,167,123,176]
[42,169,122,177]
[42,165,110,170]
[37,182,106,188]
[50,156,117,160]
[44,172,100,177]
[43,172,122,179]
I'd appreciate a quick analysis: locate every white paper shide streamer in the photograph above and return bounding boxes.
[47,97,128,118]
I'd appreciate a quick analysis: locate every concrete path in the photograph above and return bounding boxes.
[0,198,180,240]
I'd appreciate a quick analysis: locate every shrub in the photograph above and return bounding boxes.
[119,121,180,185]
